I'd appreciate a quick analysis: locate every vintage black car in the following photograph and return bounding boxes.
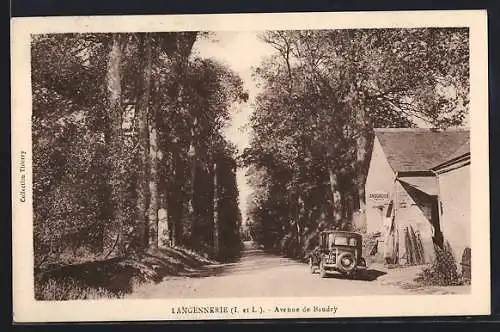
[308,230,367,279]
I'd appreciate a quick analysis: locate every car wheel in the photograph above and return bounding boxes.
[309,257,316,274]
[338,252,356,273]
[319,261,327,278]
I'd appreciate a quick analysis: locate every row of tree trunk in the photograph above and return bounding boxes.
[105,33,226,257]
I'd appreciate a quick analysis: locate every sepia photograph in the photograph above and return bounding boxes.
[11,10,489,322]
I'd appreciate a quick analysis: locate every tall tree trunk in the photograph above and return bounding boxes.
[106,33,126,256]
[187,145,197,243]
[327,166,341,226]
[157,150,169,248]
[349,76,370,223]
[213,160,220,257]
[135,33,153,251]
[356,106,367,212]
[186,116,198,245]
[297,195,303,246]
[337,173,353,230]
[340,189,352,230]
[148,101,159,248]
[148,59,164,249]
[170,153,184,247]
[353,102,370,233]
[155,82,170,248]
[171,33,198,246]
[98,130,111,254]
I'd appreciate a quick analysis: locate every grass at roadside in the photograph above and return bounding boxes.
[35,246,218,301]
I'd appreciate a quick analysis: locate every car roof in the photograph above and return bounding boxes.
[320,230,362,237]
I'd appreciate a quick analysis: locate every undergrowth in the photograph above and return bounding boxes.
[35,245,219,300]
[35,279,123,301]
[415,244,464,286]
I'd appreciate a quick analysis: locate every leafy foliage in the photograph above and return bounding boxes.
[415,244,464,286]
[32,31,247,286]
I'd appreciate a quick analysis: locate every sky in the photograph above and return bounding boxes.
[193,31,275,224]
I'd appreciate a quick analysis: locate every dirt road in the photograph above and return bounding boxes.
[130,241,469,298]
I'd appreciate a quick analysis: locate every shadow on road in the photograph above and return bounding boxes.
[359,269,387,281]
[320,269,387,281]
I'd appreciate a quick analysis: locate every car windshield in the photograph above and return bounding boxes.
[327,234,357,248]
[334,236,348,245]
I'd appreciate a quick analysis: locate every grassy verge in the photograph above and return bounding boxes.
[35,246,219,301]
[35,279,123,300]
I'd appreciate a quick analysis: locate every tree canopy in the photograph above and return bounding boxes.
[32,32,247,270]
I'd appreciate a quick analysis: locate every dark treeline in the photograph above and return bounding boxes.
[32,32,248,271]
[242,29,469,258]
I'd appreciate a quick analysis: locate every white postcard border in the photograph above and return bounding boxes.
[11,10,490,322]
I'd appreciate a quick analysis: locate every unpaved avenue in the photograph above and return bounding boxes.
[129,241,427,298]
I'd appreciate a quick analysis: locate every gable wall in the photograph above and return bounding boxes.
[365,137,397,234]
[438,163,471,270]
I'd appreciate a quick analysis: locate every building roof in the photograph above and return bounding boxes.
[432,138,471,172]
[374,128,470,172]
[444,138,470,161]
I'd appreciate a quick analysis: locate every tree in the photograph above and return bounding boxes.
[244,28,469,258]
[148,77,160,248]
[215,145,243,260]
[153,32,199,248]
[173,56,247,251]
[132,33,153,251]
[32,31,247,272]
[31,33,130,265]
[106,33,128,256]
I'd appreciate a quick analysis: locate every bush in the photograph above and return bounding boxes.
[415,244,463,286]
[280,232,305,258]
[35,278,123,301]
[303,230,319,258]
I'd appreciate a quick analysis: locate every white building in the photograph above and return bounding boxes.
[365,128,470,265]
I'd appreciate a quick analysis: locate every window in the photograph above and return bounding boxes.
[326,234,357,247]
[334,236,349,246]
